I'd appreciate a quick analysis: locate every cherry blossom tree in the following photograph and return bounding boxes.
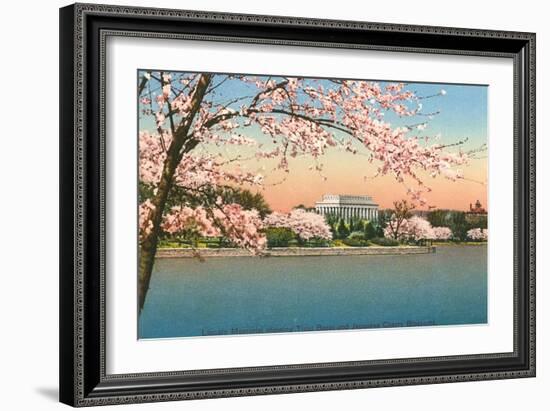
[384,215,453,242]
[467,227,488,241]
[383,219,407,242]
[161,200,267,251]
[382,200,415,240]
[384,216,429,242]
[431,226,453,240]
[264,209,332,241]
[137,71,470,310]
[405,216,434,241]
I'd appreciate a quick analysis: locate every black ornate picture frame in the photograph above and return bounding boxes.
[59,3,535,407]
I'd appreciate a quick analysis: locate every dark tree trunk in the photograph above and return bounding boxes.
[138,74,212,312]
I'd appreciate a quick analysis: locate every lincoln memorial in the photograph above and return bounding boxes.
[315,194,379,221]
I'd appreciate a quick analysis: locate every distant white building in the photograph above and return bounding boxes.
[315,194,379,221]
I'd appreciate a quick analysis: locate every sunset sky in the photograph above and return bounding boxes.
[139,72,488,212]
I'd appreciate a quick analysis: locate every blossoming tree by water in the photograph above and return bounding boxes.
[382,199,415,241]
[431,226,453,240]
[137,71,470,309]
[384,215,453,242]
[467,227,488,241]
[264,209,332,241]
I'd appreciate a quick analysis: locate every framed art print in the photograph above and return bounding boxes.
[59,3,535,406]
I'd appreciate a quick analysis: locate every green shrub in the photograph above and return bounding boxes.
[342,238,369,247]
[157,240,190,248]
[336,219,350,239]
[304,238,330,247]
[348,231,366,240]
[266,227,295,247]
[288,239,300,247]
[370,237,399,247]
[332,239,346,247]
[363,222,377,240]
[202,238,219,245]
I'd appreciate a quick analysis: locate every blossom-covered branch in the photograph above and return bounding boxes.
[141,73,470,206]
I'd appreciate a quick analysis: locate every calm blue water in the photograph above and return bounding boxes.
[139,246,487,339]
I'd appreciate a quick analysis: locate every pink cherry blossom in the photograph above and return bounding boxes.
[162,84,171,99]
[384,216,434,241]
[155,111,166,128]
[431,226,453,240]
[139,200,156,241]
[264,209,332,240]
[467,228,488,241]
[139,130,264,189]
[161,203,267,253]
[404,216,434,241]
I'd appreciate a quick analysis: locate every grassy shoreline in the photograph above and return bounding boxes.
[157,241,487,250]
[432,241,487,247]
[156,245,437,258]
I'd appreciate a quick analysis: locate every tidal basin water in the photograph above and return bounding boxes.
[139,245,487,339]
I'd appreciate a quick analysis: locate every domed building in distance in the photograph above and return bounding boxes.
[314,194,379,222]
[466,199,488,224]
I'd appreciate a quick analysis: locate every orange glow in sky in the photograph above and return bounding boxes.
[238,149,488,212]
